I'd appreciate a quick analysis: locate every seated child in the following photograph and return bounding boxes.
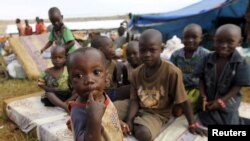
[116,29,207,141]
[170,23,209,115]
[67,47,123,141]
[38,47,77,112]
[195,24,250,126]
[122,41,142,85]
[114,41,142,100]
[91,36,119,101]
[41,7,77,54]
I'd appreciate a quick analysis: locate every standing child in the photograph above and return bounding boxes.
[195,24,250,126]
[170,24,209,114]
[41,7,77,54]
[116,29,207,141]
[91,36,119,101]
[38,47,76,112]
[67,47,123,141]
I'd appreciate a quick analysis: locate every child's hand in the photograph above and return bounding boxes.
[66,119,72,131]
[86,92,106,123]
[37,80,45,87]
[40,48,45,54]
[120,120,131,136]
[188,124,208,137]
[202,96,208,111]
[125,120,133,135]
[206,100,220,110]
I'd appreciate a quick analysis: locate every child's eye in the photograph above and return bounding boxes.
[93,70,101,76]
[73,73,84,79]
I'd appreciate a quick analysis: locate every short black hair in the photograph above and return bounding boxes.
[16,18,21,24]
[51,47,65,56]
[118,26,125,36]
[48,7,61,15]
[91,36,110,49]
[66,47,106,68]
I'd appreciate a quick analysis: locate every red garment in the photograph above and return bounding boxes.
[36,23,47,34]
[25,26,33,36]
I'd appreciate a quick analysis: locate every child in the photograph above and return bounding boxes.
[116,29,207,141]
[91,36,119,101]
[195,24,250,126]
[170,24,209,114]
[113,41,142,100]
[67,47,123,141]
[24,20,33,36]
[41,7,77,54]
[39,19,48,34]
[15,18,25,36]
[122,41,142,85]
[38,47,76,112]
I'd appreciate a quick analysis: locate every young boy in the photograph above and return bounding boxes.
[38,47,77,112]
[116,29,207,141]
[67,47,123,141]
[91,36,119,101]
[170,24,209,114]
[41,7,77,54]
[113,41,142,100]
[195,24,250,126]
[122,41,142,85]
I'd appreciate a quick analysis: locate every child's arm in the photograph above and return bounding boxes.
[198,78,208,111]
[121,65,130,85]
[41,41,53,53]
[64,40,75,53]
[181,100,207,136]
[125,85,139,132]
[84,92,105,141]
[206,86,241,110]
[38,84,61,93]
[65,90,78,103]
[221,86,241,103]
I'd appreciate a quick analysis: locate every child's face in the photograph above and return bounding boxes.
[183,27,202,52]
[139,38,162,68]
[51,49,66,68]
[214,28,241,58]
[69,51,106,99]
[126,44,140,67]
[101,40,115,60]
[49,12,63,31]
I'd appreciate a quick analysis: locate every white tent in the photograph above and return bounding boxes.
[6,19,124,34]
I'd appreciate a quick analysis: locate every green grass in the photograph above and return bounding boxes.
[0,77,40,141]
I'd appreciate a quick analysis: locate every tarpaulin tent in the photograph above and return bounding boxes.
[129,0,248,48]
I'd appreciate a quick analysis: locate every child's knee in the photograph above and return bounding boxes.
[134,124,152,141]
[172,104,183,117]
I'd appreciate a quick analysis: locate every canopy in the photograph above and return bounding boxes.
[129,0,248,43]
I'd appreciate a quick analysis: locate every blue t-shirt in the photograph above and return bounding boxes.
[170,46,209,88]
